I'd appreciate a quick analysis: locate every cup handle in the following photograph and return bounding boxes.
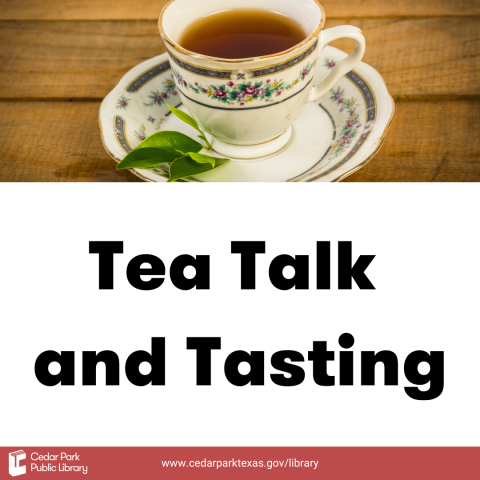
[308,25,366,103]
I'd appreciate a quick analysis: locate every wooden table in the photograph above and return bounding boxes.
[1,0,479,182]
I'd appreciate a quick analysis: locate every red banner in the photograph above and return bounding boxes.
[2,447,479,479]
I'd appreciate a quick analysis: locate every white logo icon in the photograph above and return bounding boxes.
[9,450,26,477]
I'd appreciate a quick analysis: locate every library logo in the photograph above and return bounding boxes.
[9,450,26,477]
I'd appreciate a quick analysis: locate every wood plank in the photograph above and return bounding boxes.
[1,17,479,100]
[1,0,479,20]
[344,101,480,182]
[0,101,141,182]
[0,21,166,100]
[0,100,478,182]
[327,17,480,98]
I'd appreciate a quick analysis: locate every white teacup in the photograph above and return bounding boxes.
[159,0,366,159]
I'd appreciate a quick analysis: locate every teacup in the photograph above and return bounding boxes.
[159,0,366,159]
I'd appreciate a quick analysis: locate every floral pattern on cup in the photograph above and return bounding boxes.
[169,52,232,79]
[148,115,155,123]
[232,71,247,80]
[172,62,315,106]
[167,41,317,80]
[143,77,178,107]
[248,41,318,78]
[116,94,130,110]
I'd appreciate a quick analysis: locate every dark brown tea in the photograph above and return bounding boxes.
[178,9,308,59]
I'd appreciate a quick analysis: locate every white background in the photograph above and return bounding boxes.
[0,184,479,446]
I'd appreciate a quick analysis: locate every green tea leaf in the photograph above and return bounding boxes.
[167,104,200,131]
[168,153,229,182]
[133,130,202,154]
[114,120,227,179]
[116,131,202,170]
[167,104,212,150]
[187,152,223,168]
[116,147,176,170]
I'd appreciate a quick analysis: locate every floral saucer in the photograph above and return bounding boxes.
[99,46,394,182]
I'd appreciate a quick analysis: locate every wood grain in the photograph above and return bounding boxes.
[1,0,479,20]
[0,21,166,100]
[327,17,480,98]
[344,101,480,182]
[0,100,478,182]
[0,101,140,182]
[1,17,479,100]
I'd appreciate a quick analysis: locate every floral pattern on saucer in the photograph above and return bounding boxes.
[116,94,130,110]
[134,124,148,142]
[125,60,171,93]
[327,87,363,160]
[143,77,178,107]
[290,69,378,182]
[172,62,315,106]
[324,58,336,69]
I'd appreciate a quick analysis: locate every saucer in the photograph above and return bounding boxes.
[99,46,394,182]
